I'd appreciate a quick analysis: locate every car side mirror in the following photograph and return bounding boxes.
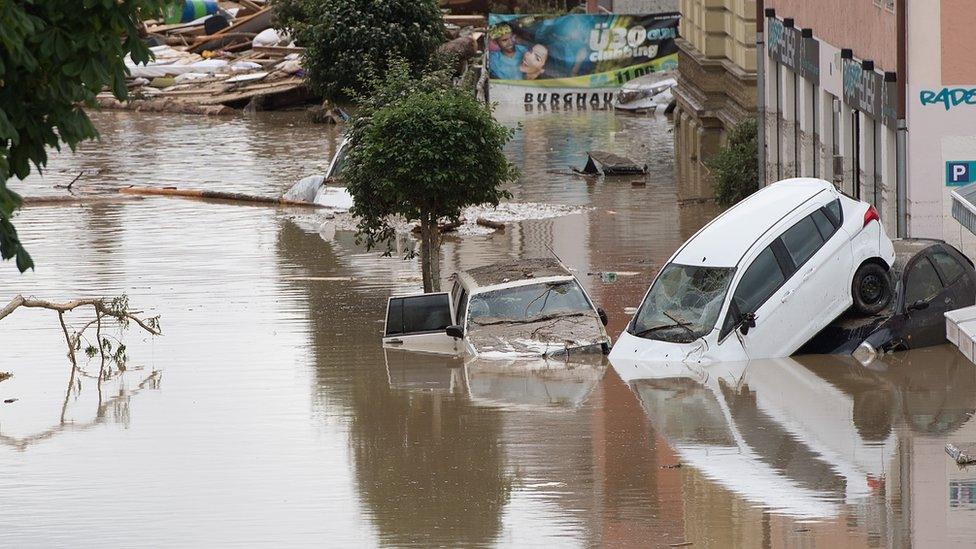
[739,312,757,335]
[445,325,464,339]
[908,299,930,312]
[597,307,608,326]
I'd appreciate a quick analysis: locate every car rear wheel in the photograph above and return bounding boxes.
[852,262,892,315]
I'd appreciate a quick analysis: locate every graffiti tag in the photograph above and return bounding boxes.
[919,88,976,111]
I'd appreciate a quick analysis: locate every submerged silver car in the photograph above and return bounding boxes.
[382,258,611,358]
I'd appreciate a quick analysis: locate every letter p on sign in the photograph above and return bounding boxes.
[947,161,976,186]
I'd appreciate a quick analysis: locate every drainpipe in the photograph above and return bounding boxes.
[757,3,768,186]
[896,0,908,237]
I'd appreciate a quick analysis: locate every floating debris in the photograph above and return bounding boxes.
[574,151,648,176]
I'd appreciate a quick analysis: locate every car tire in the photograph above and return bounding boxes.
[852,262,892,315]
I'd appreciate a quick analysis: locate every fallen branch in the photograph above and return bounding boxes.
[0,295,161,377]
[53,172,84,191]
[119,185,324,208]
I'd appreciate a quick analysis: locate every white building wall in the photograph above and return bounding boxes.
[905,0,976,259]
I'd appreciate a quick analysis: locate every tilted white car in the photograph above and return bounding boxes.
[610,178,896,363]
[383,258,611,358]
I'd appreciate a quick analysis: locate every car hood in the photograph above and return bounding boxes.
[467,312,609,358]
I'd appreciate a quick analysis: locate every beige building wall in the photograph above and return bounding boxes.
[672,0,757,199]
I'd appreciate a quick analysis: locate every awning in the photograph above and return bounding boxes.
[951,183,976,236]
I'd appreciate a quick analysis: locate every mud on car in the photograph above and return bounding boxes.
[383,258,611,358]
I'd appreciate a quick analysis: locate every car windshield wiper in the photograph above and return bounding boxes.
[632,323,685,337]
[663,310,696,337]
[471,311,592,327]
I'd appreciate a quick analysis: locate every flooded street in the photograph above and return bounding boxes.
[2,108,975,547]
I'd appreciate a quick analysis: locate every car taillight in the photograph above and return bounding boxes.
[863,204,880,227]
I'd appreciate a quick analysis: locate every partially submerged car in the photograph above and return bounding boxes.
[383,258,611,358]
[800,239,976,355]
[612,71,677,113]
[610,178,896,363]
[282,137,353,209]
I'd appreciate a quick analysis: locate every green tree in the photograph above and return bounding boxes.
[705,118,759,206]
[274,0,446,101]
[0,0,165,272]
[345,60,519,292]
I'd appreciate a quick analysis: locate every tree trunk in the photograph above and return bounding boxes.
[418,212,442,293]
[419,215,434,293]
[429,216,442,293]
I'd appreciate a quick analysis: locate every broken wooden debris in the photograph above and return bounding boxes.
[573,151,648,176]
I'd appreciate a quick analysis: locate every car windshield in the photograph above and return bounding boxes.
[631,263,735,343]
[327,141,350,179]
[467,281,593,325]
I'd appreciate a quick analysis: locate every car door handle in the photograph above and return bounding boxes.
[387,339,403,345]
[781,288,795,303]
[802,267,816,282]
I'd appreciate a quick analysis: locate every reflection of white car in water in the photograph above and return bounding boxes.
[614,355,898,520]
[611,178,896,363]
[383,348,607,410]
[382,258,611,358]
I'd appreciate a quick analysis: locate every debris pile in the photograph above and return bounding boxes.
[97,1,306,115]
[98,3,487,116]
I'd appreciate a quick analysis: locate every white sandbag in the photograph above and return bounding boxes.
[252,28,290,47]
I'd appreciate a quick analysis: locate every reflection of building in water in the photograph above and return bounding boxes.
[671,0,758,200]
[614,347,976,546]
[276,220,512,547]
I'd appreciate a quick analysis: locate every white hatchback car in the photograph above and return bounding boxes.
[383,258,611,358]
[610,178,895,363]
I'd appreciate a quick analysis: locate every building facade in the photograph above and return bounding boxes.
[671,0,758,199]
[762,0,976,257]
[762,0,899,238]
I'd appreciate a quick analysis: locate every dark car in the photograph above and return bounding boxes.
[800,239,976,355]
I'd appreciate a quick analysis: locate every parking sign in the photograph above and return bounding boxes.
[947,161,976,186]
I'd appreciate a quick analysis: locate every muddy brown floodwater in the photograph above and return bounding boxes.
[1,107,974,547]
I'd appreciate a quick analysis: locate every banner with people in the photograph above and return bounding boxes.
[487,12,679,106]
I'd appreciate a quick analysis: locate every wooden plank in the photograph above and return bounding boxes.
[252,45,305,56]
[189,7,273,53]
[444,15,486,27]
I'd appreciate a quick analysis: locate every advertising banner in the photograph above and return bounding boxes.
[487,13,679,106]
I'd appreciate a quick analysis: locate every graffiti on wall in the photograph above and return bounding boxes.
[920,88,976,111]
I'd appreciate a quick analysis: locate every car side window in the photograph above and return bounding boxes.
[734,247,786,313]
[780,215,826,268]
[824,199,843,228]
[719,247,786,340]
[905,257,944,304]
[811,209,836,240]
[386,294,453,336]
[931,250,967,285]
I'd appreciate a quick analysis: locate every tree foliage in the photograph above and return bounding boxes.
[0,0,166,272]
[274,0,446,101]
[344,59,519,291]
[705,118,759,206]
